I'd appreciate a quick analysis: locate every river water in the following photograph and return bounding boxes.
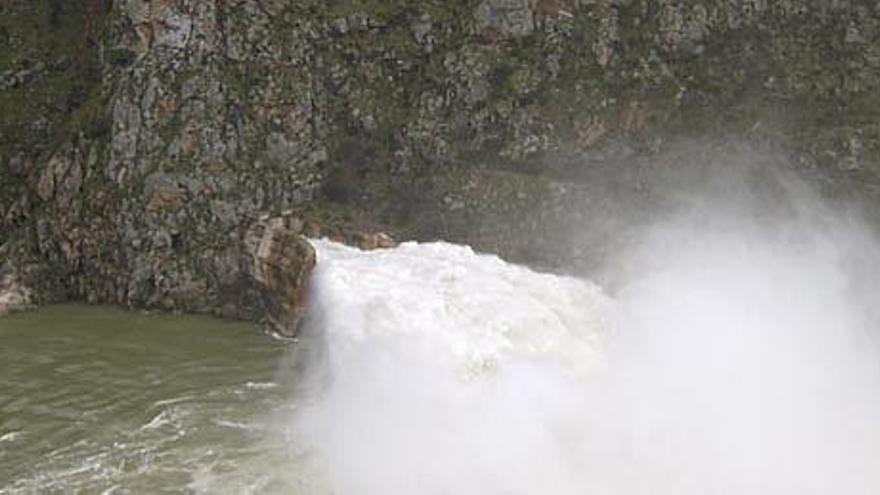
[0,306,304,493]
[4,233,880,494]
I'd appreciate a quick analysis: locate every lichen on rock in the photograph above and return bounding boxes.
[3,0,880,330]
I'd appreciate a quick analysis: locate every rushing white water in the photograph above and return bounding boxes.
[288,219,880,494]
[291,240,610,494]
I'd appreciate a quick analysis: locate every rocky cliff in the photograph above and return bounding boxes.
[2,0,880,332]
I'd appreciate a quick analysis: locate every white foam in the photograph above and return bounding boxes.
[290,240,609,495]
[287,232,880,495]
[0,430,22,443]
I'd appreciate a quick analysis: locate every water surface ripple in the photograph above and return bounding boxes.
[0,305,299,494]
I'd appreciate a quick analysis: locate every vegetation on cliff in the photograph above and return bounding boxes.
[2,0,879,330]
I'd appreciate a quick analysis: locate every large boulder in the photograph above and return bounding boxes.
[245,215,316,337]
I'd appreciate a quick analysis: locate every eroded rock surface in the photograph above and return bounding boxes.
[3,1,880,327]
[245,215,316,336]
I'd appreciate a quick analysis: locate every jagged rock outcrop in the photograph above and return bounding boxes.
[245,215,316,336]
[2,1,880,327]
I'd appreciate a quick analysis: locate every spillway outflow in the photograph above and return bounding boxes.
[291,240,610,494]
[288,231,880,495]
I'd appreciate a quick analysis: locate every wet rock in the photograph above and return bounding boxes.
[245,215,316,336]
[356,232,397,250]
[0,271,32,316]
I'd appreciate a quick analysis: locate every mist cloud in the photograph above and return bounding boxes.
[285,144,880,494]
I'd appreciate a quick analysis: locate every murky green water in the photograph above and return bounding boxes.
[0,305,306,494]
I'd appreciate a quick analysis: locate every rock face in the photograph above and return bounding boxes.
[2,1,880,327]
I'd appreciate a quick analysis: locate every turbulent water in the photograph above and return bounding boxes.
[5,223,880,493]
[294,234,880,495]
[0,306,302,493]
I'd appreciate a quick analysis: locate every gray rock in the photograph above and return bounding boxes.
[475,0,534,39]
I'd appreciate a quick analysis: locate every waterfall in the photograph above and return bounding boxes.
[285,226,880,495]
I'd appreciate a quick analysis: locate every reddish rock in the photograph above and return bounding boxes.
[245,215,316,336]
